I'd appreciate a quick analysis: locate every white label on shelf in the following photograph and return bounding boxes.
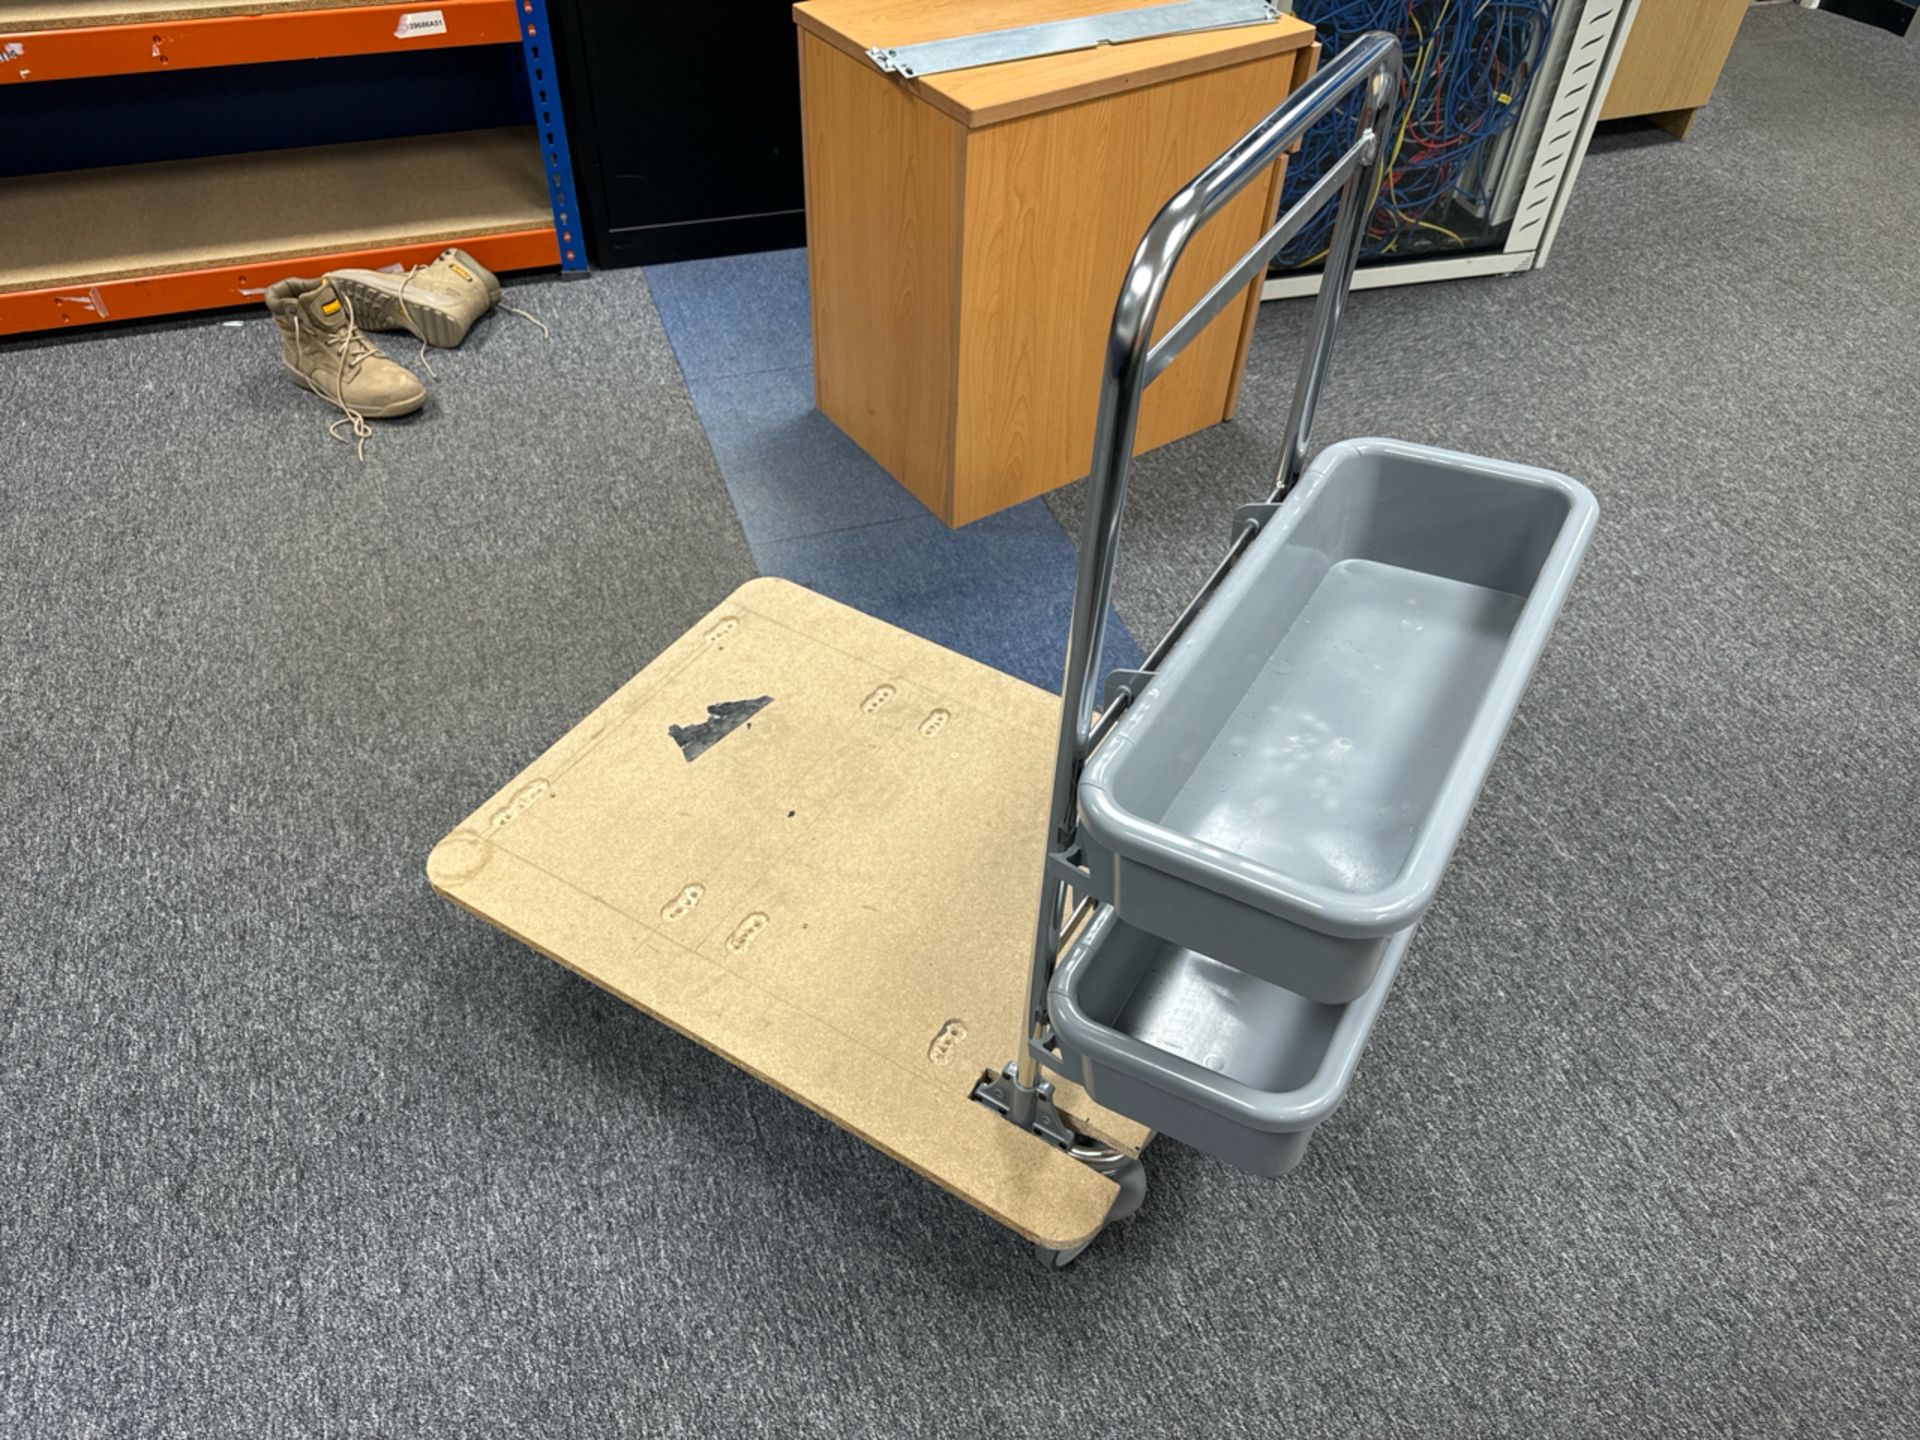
[2,42,24,61]
[394,10,449,38]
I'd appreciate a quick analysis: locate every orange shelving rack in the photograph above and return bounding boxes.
[0,0,586,336]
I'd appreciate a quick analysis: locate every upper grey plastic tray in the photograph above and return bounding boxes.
[1078,438,1597,1003]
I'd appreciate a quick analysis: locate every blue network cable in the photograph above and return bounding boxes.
[1278,0,1556,266]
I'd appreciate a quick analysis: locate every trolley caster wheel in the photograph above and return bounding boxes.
[1035,1241,1084,1269]
[1033,1155,1146,1268]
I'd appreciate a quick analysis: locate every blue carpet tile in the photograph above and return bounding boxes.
[641,248,814,382]
[685,364,927,543]
[646,247,1142,692]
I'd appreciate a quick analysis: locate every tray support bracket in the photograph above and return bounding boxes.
[1100,667,1155,711]
[1231,500,1282,540]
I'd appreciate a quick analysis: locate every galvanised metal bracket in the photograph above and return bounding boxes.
[866,0,1281,80]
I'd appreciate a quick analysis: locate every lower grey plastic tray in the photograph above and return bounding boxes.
[1049,907,1411,1177]
[1078,438,1596,1003]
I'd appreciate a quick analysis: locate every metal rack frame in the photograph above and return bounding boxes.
[514,0,586,275]
[1261,0,1642,299]
[0,0,585,336]
[973,33,1404,1158]
[0,0,521,83]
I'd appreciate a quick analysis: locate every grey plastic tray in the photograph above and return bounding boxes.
[1049,907,1412,1176]
[1078,438,1597,1003]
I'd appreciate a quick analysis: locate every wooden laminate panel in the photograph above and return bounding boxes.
[801,31,966,518]
[1599,0,1748,122]
[950,49,1297,523]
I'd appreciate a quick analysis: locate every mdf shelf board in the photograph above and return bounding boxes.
[0,0,369,30]
[0,0,519,83]
[428,578,1150,1251]
[0,126,549,292]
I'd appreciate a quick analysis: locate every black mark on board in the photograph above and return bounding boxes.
[668,695,772,762]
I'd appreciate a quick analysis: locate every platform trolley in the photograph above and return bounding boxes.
[430,34,1597,1266]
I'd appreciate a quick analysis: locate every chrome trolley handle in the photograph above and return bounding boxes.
[1007,34,1403,1121]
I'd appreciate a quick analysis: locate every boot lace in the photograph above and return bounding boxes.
[285,292,379,461]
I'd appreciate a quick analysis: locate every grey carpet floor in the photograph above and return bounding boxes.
[4,6,1917,1437]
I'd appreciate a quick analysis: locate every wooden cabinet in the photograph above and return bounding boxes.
[1599,0,1750,138]
[793,0,1316,527]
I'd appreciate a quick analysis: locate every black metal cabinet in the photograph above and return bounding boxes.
[1819,0,1914,36]
[548,0,807,265]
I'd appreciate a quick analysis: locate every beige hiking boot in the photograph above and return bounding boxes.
[325,248,503,349]
[264,277,425,457]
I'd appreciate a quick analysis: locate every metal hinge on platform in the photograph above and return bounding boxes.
[866,0,1282,79]
[973,1062,1078,1148]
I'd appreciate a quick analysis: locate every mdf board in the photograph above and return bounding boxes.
[0,0,367,25]
[0,128,549,292]
[429,578,1150,1252]
[796,0,1317,527]
[1599,0,1748,137]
